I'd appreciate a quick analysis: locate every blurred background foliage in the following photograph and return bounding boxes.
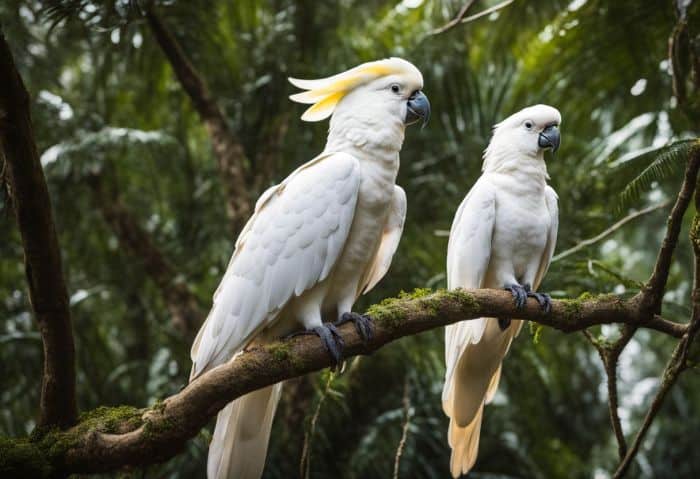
[2,0,700,477]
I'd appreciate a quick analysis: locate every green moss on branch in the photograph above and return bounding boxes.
[0,404,146,478]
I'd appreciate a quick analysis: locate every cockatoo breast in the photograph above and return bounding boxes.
[484,172,551,287]
[325,145,400,303]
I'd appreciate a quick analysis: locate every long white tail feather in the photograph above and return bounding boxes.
[448,406,484,478]
[443,318,514,427]
[442,318,519,476]
[484,365,502,404]
[208,384,283,479]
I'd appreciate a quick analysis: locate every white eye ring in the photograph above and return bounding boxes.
[525,121,534,129]
[390,84,401,94]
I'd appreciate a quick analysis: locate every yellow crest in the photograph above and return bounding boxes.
[289,58,421,122]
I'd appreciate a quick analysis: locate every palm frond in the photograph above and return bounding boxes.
[616,139,699,210]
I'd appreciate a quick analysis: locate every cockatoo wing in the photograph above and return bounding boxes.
[190,152,361,379]
[533,185,559,290]
[360,185,407,294]
[444,178,497,387]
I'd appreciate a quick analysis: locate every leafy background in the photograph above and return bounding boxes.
[2,0,700,477]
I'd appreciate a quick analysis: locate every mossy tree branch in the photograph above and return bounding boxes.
[0,288,688,477]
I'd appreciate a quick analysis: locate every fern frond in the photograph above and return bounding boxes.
[616,139,699,210]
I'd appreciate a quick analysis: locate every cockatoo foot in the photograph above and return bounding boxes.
[336,312,374,342]
[313,324,345,365]
[286,324,345,365]
[504,283,529,309]
[527,291,552,313]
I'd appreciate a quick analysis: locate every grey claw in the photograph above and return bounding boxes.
[312,325,344,365]
[336,312,374,342]
[286,324,345,366]
[505,283,528,309]
[528,292,552,314]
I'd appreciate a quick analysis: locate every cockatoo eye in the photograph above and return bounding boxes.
[524,121,534,129]
[390,84,401,94]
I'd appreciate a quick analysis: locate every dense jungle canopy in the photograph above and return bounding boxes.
[2,0,700,478]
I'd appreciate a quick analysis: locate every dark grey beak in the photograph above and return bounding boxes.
[405,90,430,128]
[538,124,560,153]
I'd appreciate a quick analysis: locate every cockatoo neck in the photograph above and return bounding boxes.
[324,110,405,160]
[482,147,550,193]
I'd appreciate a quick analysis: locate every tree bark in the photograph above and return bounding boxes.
[641,149,700,313]
[0,31,77,429]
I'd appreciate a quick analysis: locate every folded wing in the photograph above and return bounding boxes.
[190,152,361,378]
[533,185,559,290]
[444,178,497,396]
[360,185,407,294]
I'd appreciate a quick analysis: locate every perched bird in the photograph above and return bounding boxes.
[190,58,430,479]
[443,105,561,477]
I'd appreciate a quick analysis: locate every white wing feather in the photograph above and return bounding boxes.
[361,185,407,294]
[533,185,559,290]
[190,152,361,378]
[444,178,497,388]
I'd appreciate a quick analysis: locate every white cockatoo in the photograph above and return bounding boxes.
[189,58,430,479]
[443,105,561,477]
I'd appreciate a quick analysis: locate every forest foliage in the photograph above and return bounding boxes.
[2,0,700,477]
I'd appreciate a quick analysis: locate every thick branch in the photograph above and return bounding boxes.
[144,8,251,230]
[642,149,700,313]
[0,31,77,428]
[0,288,686,476]
[613,159,700,477]
[87,174,203,336]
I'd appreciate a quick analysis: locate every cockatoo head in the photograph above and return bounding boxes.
[288,58,430,130]
[482,104,561,172]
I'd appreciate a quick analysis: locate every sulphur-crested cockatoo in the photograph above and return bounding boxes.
[190,58,430,479]
[443,105,561,477]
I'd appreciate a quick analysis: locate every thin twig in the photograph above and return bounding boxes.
[300,372,334,479]
[553,202,670,262]
[583,324,635,460]
[430,0,477,35]
[393,375,412,479]
[431,0,516,35]
[608,327,636,459]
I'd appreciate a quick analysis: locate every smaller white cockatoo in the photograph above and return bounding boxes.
[190,58,430,479]
[443,105,561,477]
